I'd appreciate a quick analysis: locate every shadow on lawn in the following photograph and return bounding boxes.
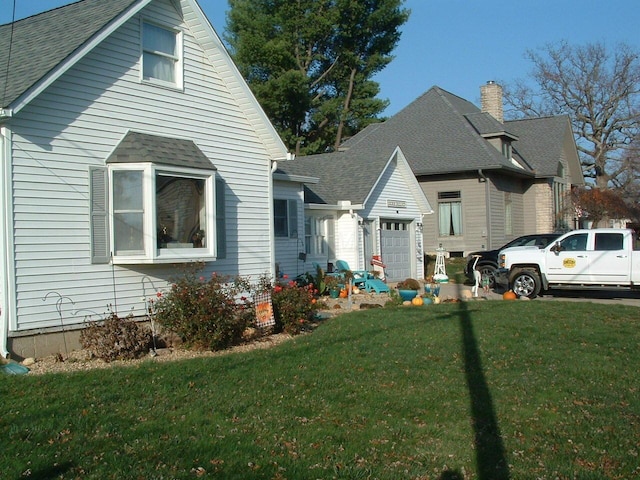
[15,462,74,480]
[446,283,511,480]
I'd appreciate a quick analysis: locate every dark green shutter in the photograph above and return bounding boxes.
[216,178,226,258]
[288,199,298,238]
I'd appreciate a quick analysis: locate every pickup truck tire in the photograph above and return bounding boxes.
[510,269,541,299]
[478,264,498,288]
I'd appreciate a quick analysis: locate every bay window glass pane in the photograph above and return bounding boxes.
[114,213,144,253]
[156,174,206,249]
[113,170,144,254]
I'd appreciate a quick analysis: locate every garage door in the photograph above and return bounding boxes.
[380,220,411,282]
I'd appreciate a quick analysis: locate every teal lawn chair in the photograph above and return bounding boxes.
[334,260,389,293]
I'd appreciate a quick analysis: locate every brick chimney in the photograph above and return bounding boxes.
[480,80,503,123]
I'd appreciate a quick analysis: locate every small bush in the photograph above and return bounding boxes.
[80,311,151,362]
[271,279,318,334]
[397,278,421,290]
[151,270,253,351]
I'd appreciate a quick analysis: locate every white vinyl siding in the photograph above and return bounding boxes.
[6,0,283,332]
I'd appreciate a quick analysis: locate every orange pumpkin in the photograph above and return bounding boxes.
[503,290,517,300]
[339,289,348,298]
[411,296,424,306]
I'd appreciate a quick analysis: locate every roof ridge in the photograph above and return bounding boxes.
[436,86,521,170]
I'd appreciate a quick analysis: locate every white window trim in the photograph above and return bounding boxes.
[140,19,184,90]
[109,163,216,264]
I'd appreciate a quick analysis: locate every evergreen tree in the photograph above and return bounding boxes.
[225,0,409,155]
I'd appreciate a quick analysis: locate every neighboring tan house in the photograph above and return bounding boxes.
[276,146,433,283]
[0,0,290,358]
[339,82,584,258]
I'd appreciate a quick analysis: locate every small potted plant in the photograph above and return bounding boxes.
[396,278,421,301]
[325,275,341,298]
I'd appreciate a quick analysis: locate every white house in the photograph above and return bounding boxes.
[0,0,290,359]
[276,146,433,282]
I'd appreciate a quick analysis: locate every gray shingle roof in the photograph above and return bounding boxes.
[0,0,139,108]
[506,115,571,178]
[280,85,579,205]
[340,86,531,177]
[277,145,396,206]
[107,131,216,170]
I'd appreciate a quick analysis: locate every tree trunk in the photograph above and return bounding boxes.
[334,67,357,151]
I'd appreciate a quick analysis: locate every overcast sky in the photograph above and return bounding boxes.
[2,0,638,116]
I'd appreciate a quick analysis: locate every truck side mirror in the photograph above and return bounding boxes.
[550,242,562,253]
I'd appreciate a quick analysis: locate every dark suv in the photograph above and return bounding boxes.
[464,233,562,287]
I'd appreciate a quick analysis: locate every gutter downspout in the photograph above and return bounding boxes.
[479,169,491,249]
[0,126,12,357]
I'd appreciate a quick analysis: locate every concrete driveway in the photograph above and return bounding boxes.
[440,282,640,307]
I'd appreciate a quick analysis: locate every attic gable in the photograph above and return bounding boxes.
[338,86,530,178]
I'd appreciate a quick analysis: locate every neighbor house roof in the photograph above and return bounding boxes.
[277,144,432,216]
[340,86,532,177]
[506,115,582,181]
[277,147,394,206]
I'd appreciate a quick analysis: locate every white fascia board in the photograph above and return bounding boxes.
[183,0,290,161]
[306,203,364,211]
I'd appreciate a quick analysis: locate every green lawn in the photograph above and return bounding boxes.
[2,301,639,479]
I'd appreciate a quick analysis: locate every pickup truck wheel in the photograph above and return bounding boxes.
[510,269,541,298]
[479,265,497,288]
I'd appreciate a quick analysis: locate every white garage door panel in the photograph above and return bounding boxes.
[381,221,411,282]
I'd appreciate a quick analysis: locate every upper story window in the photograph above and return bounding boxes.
[274,199,298,238]
[142,21,182,88]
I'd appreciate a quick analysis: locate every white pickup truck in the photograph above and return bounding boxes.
[495,228,640,298]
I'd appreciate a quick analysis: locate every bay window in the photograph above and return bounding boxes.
[91,163,216,264]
